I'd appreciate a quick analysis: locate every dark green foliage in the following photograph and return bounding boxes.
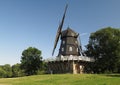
[86,27,120,73]
[0,67,6,78]
[12,63,25,77]
[36,61,48,74]
[20,47,42,76]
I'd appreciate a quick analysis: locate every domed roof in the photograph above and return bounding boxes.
[61,27,78,38]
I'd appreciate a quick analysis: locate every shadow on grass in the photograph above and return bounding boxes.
[105,74,120,77]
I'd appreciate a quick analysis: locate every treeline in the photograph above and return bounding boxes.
[0,62,47,78]
[0,47,47,78]
[0,64,23,78]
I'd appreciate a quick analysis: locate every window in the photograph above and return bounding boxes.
[71,33,74,36]
[61,47,64,52]
[76,48,78,52]
[69,46,72,51]
[62,40,65,44]
[75,41,77,44]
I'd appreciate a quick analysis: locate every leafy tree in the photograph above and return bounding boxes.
[12,63,25,77]
[86,27,120,73]
[0,67,6,78]
[21,47,42,75]
[0,64,12,78]
[36,60,48,74]
[2,64,12,77]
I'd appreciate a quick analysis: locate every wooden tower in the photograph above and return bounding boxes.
[59,28,80,56]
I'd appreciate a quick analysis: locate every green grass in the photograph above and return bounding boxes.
[0,74,120,85]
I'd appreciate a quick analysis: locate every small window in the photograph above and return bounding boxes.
[71,33,74,36]
[69,46,72,51]
[76,48,78,52]
[62,41,65,44]
[75,41,77,44]
[61,47,64,52]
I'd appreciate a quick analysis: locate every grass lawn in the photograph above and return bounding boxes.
[0,74,120,85]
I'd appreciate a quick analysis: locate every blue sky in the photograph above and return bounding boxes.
[0,0,120,65]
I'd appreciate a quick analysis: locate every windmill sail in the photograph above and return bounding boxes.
[52,4,68,56]
[78,35,83,56]
[78,35,86,56]
[78,35,82,51]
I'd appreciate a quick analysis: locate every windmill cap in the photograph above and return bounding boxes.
[61,27,79,38]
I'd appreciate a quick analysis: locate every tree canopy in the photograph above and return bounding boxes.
[0,64,12,78]
[21,47,42,75]
[86,27,120,73]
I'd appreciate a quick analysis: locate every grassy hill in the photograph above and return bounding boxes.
[0,74,120,85]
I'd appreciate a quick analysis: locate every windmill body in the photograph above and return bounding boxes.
[59,28,79,56]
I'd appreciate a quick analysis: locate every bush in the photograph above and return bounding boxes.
[0,67,6,78]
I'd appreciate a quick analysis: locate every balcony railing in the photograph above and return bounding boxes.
[46,55,95,62]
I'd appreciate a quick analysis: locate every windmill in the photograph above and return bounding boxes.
[48,4,94,74]
[52,4,84,59]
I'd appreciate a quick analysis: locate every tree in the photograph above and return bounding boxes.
[86,27,120,73]
[0,67,6,78]
[0,64,12,78]
[12,63,25,77]
[20,47,42,75]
